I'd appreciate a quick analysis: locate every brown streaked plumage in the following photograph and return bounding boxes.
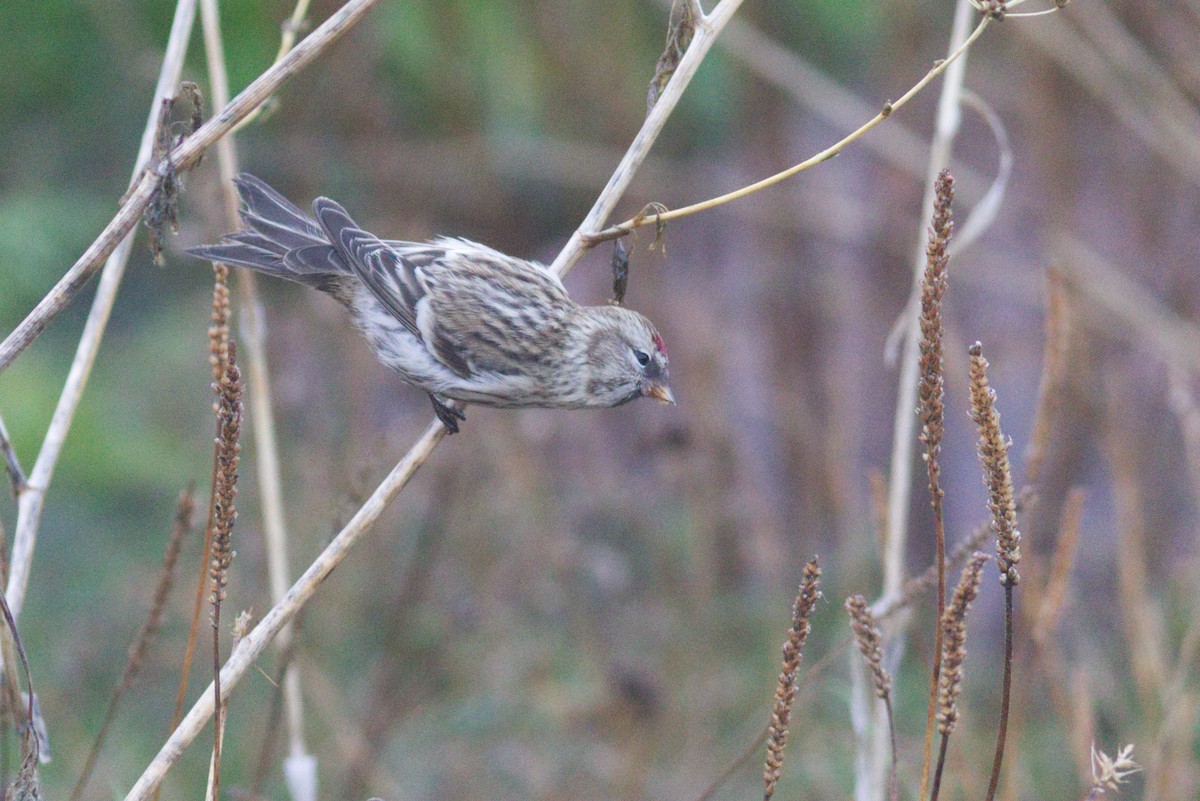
[188,175,674,432]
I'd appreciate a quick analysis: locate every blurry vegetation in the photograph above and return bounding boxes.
[0,0,1197,800]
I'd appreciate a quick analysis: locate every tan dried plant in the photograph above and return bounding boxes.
[763,559,821,801]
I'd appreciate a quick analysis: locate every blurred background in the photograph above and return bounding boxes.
[0,0,1197,799]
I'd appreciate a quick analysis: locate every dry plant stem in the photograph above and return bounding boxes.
[0,415,25,495]
[157,273,230,801]
[547,0,748,276]
[0,589,38,764]
[1023,266,1071,485]
[584,12,990,243]
[0,0,385,374]
[917,169,954,801]
[70,490,196,801]
[3,0,198,640]
[207,346,242,801]
[763,560,821,801]
[715,14,988,196]
[199,0,310,777]
[987,590,1015,801]
[861,7,977,799]
[932,552,988,801]
[124,4,744,796]
[968,343,1021,801]
[846,596,898,801]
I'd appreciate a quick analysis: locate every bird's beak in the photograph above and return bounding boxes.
[643,382,676,405]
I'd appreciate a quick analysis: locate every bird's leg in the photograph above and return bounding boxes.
[609,238,630,305]
[429,393,466,434]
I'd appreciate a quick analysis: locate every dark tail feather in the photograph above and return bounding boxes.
[187,173,349,287]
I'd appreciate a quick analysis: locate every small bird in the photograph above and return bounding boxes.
[188,175,674,433]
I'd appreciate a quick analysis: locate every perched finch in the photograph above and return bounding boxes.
[188,175,674,433]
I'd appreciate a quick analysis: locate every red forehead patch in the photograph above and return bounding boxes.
[653,332,667,355]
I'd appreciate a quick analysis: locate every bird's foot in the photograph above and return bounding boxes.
[429,394,466,434]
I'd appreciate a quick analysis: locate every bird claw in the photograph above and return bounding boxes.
[429,394,466,434]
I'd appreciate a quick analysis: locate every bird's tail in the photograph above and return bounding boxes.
[187,174,351,289]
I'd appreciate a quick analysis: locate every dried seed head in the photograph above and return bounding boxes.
[764,559,821,801]
[1090,743,1140,794]
[968,343,1021,585]
[919,170,953,498]
[937,552,989,734]
[208,343,242,612]
[208,266,230,384]
[845,595,891,699]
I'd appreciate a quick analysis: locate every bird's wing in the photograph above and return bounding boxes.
[312,198,425,338]
[412,241,573,380]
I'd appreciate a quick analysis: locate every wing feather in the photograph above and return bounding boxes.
[313,200,574,382]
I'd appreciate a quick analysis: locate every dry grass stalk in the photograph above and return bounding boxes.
[868,469,889,556]
[968,343,1020,801]
[936,552,988,736]
[197,1,315,792]
[70,489,196,801]
[0,580,41,794]
[1085,744,1141,799]
[1102,397,1168,713]
[161,249,233,801]
[1032,488,1083,644]
[931,552,989,801]
[846,595,897,801]
[917,167,953,801]
[1024,265,1072,484]
[763,559,821,801]
[208,343,242,801]
[968,343,1021,587]
[0,415,26,496]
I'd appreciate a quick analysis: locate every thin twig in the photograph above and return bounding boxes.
[0,0,386,374]
[0,415,25,496]
[581,13,991,244]
[121,6,749,795]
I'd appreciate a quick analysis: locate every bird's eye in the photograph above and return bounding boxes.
[634,349,650,367]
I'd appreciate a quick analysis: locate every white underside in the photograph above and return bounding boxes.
[349,285,548,406]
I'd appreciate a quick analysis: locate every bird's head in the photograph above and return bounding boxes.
[579,306,674,408]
